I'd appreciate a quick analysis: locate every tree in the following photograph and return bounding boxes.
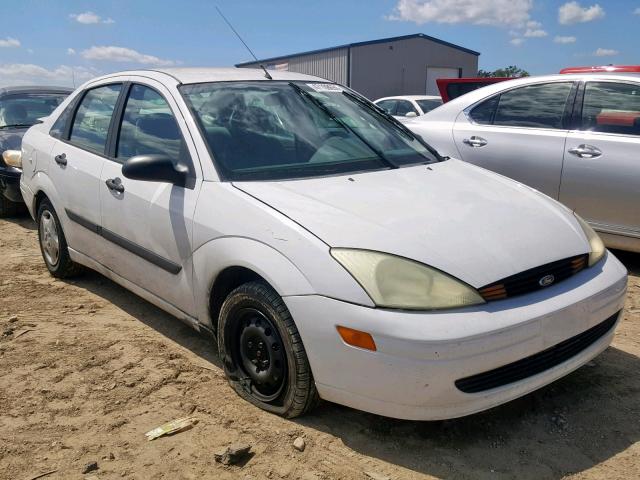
[477,66,530,78]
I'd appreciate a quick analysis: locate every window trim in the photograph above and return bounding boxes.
[464,80,579,131]
[58,82,125,159]
[574,80,640,139]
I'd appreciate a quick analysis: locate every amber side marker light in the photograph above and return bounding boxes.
[336,326,377,351]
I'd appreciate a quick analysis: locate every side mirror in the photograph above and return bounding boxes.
[405,111,418,118]
[122,154,188,186]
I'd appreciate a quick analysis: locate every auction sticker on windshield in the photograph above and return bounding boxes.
[307,83,344,93]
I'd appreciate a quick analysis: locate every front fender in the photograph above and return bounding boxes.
[192,236,316,327]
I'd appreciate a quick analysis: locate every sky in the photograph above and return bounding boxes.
[1,0,639,87]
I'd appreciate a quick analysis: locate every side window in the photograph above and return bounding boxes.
[50,97,78,139]
[69,84,122,154]
[116,84,184,161]
[582,82,640,136]
[376,100,397,115]
[469,95,499,124]
[493,83,573,129]
[395,100,418,116]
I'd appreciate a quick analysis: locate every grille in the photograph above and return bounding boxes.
[478,255,588,301]
[455,312,619,394]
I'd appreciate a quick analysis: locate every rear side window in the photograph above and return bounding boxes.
[582,82,640,136]
[376,99,396,115]
[416,99,442,114]
[469,96,499,124]
[470,83,573,129]
[69,84,122,155]
[116,84,184,161]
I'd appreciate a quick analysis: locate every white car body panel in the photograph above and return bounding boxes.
[235,160,589,288]
[19,68,629,420]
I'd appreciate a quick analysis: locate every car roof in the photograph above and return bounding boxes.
[375,95,442,102]
[0,85,74,96]
[87,67,328,86]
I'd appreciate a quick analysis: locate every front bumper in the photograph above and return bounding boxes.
[0,166,22,203]
[284,251,627,420]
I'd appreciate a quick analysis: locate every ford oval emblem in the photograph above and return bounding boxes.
[539,274,555,287]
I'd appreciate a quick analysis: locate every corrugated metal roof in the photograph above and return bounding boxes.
[235,33,480,67]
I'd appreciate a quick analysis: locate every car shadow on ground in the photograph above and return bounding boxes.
[67,269,223,370]
[9,216,638,479]
[2,213,37,230]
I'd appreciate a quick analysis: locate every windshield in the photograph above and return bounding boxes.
[180,81,438,181]
[0,93,68,129]
[416,99,443,114]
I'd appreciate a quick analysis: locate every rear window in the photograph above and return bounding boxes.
[582,82,640,136]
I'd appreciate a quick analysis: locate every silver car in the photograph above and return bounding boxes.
[406,73,640,253]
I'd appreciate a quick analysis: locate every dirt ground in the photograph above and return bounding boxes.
[1,215,639,480]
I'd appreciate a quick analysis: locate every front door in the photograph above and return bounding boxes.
[48,84,122,260]
[560,80,640,238]
[99,82,201,316]
[453,81,576,199]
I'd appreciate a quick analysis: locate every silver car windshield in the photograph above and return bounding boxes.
[180,81,438,181]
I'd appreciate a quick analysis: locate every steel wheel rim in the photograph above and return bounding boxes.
[40,210,60,266]
[232,307,287,402]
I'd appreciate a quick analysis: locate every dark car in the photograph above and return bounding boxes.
[0,86,72,216]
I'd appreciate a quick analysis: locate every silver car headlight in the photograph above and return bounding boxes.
[331,248,485,310]
[574,213,605,267]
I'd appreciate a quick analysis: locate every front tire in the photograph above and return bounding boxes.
[37,199,83,278]
[218,281,319,418]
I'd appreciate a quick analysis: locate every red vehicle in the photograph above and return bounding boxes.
[560,65,640,74]
[436,77,512,103]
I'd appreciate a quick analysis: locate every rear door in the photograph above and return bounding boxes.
[560,80,640,238]
[452,81,577,198]
[98,81,201,315]
[48,83,122,260]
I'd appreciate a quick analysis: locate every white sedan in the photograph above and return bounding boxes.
[18,68,627,420]
[374,95,443,122]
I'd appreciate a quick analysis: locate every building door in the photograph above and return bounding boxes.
[426,67,459,96]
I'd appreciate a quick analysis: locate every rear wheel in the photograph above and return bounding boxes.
[218,281,319,418]
[37,199,83,278]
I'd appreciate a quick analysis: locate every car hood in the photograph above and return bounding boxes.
[233,160,589,288]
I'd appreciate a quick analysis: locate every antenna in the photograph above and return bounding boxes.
[71,68,76,88]
[215,6,272,80]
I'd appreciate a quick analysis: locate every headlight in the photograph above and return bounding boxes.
[331,248,485,310]
[2,150,22,169]
[574,213,605,267]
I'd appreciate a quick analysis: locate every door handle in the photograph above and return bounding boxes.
[462,136,488,148]
[105,178,125,193]
[54,153,67,166]
[568,144,602,158]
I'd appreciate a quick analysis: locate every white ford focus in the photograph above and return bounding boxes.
[18,68,627,420]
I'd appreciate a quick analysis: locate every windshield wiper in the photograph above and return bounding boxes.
[341,90,446,162]
[0,123,34,130]
[288,82,398,169]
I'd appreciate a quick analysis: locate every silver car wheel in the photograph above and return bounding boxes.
[40,210,60,266]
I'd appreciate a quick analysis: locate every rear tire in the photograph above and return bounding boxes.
[37,199,83,278]
[218,281,319,418]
